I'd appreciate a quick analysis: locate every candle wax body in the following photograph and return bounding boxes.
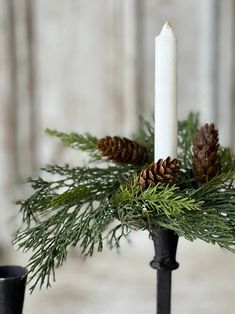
[154,23,177,162]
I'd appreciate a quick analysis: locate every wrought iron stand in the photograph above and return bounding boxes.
[0,265,27,314]
[150,228,179,314]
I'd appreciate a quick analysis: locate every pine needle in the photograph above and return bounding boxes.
[14,113,235,291]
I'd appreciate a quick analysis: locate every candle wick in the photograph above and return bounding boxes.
[164,21,172,29]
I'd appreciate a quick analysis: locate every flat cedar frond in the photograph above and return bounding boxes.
[20,164,137,224]
[178,112,199,172]
[14,113,235,291]
[165,170,235,250]
[106,223,131,250]
[15,163,138,290]
[165,208,235,252]
[45,129,101,160]
[190,171,235,201]
[112,178,202,230]
[112,172,235,253]
[219,147,235,173]
[133,116,154,163]
[15,198,116,291]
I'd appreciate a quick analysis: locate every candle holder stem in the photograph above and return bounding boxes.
[150,228,179,314]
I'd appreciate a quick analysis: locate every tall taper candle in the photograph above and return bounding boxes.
[154,22,177,161]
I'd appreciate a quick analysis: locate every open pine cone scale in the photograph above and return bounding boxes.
[139,157,180,190]
[97,136,148,165]
[192,123,220,182]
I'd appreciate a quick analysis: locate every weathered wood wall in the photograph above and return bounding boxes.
[0,0,234,246]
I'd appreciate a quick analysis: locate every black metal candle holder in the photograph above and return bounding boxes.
[150,228,179,314]
[0,265,27,314]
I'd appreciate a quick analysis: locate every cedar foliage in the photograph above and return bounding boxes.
[14,113,235,291]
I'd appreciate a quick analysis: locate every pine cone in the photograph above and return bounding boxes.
[139,157,180,189]
[97,136,148,165]
[192,123,220,183]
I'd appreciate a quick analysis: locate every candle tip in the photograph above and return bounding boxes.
[157,21,175,39]
[164,21,172,29]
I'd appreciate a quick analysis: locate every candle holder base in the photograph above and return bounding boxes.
[150,228,179,271]
[150,228,179,314]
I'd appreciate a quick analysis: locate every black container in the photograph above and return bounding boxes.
[0,265,27,314]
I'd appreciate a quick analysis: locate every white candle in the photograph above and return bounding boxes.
[199,0,218,125]
[154,22,177,162]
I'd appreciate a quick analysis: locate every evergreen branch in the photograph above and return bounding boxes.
[134,113,199,167]
[14,113,235,292]
[112,172,235,252]
[159,172,235,251]
[106,223,131,250]
[113,179,202,230]
[19,164,137,224]
[133,116,154,163]
[164,208,235,251]
[190,171,235,201]
[178,112,198,172]
[45,129,100,158]
[14,163,137,290]
[219,147,235,173]
[15,198,116,291]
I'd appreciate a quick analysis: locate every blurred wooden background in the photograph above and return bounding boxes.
[1,1,235,313]
[0,0,234,246]
[0,0,234,240]
[1,0,235,177]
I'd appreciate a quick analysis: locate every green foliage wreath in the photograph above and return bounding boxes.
[14,113,235,291]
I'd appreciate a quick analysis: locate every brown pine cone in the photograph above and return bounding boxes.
[97,136,148,165]
[139,157,180,190]
[192,123,220,183]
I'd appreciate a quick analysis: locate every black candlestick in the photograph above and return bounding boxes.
[150,228,179,314]
[0,265,27,314]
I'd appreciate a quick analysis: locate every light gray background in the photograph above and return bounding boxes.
[0,0,235,313]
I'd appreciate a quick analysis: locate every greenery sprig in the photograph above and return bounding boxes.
[14,113,235,291]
